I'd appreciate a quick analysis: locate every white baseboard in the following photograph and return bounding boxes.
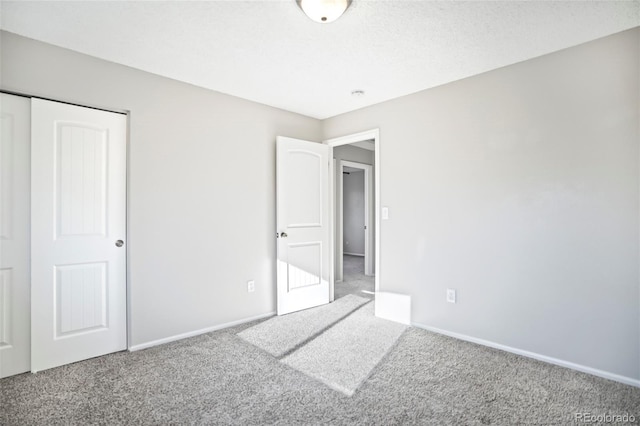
[128,311,275,352]
[412,322,640,388]
[344,252,364,257]
[375,292,411,325]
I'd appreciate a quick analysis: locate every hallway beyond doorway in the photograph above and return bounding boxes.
[335,255,374,300]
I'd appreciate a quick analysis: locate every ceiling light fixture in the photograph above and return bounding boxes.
[351,90,365,97]
[296,0,352,24]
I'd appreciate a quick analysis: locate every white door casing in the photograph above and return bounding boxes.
[0,94,31,378]
[325,129,380,294]
[31,98,127,372]
[276,136,330,315]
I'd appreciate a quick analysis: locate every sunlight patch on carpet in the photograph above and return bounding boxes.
[238,294,369,358]
[281,303,407,396]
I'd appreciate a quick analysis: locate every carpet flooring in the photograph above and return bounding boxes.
[282,302,407,396]
[5,308,640,426]
[238,294,369,357]
[335,255,374,300]
[2,312,639,424]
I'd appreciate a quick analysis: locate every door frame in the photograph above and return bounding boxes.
[325,129,380,302]
[338,160,373,277]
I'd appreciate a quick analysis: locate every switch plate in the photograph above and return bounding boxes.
[446,288,456,304]
[382,207,389,220]
[247,280,255,293]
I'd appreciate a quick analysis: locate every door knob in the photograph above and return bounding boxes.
[280,232,288,238]
[115,240,124,247]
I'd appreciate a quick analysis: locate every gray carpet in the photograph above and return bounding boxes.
[335,254,374,300]
[238,294,369,357]
[282,302,407,396]
[2,319,639,424]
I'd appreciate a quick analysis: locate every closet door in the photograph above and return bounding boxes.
[31,99,127,372]
[0,94,31,378]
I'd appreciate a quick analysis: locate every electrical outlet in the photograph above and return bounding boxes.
[446,288,456,304]
[247,280,255,293]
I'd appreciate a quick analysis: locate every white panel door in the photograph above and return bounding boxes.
[0,94,31,378]
[276,136,330,315]
[31,98,127,372]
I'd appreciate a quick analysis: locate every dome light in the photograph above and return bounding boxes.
[296,0,352,24]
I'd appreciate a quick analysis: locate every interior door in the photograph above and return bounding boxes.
[276,136,330,315]
[0,93,31,378]
[31,98,127,372]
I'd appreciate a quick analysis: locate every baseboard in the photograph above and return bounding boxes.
[375,292,411,325]
[412,322,640,388]
[344,252,364,257]
[128,311,275,352]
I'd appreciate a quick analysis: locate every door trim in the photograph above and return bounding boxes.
[324,129,380,301]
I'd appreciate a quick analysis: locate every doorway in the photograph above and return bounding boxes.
[325,129,380,302]
[337,161,374,300]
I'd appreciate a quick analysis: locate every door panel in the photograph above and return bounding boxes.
[55,262,107,336]
[31,98,127,372]
[276,137,329,315]
[286,150,323,226]
[0,93,31,378]
[56,124,108,237]
[287,242,322,289]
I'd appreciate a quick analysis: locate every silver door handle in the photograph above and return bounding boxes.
[280,232,288,238]
[115,240,124,247]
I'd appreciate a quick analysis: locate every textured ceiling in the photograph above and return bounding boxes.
[1,1,639,119]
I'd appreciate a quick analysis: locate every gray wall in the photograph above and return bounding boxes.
[333,144,374,165]
[343,170,365,255]
[0,31,322,347]
[324,28,640,380]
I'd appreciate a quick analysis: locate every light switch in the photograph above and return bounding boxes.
[446,288,456,304]
[382,207,389,220]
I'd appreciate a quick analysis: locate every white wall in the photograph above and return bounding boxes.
[343,170,365,255]
[323,28,640,381]
[0,31,322,347]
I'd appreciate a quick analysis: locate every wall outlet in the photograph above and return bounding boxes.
[247,280,255,293]
[446,288,456,304]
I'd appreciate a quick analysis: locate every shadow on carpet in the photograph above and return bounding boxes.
[238,295,407,396]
